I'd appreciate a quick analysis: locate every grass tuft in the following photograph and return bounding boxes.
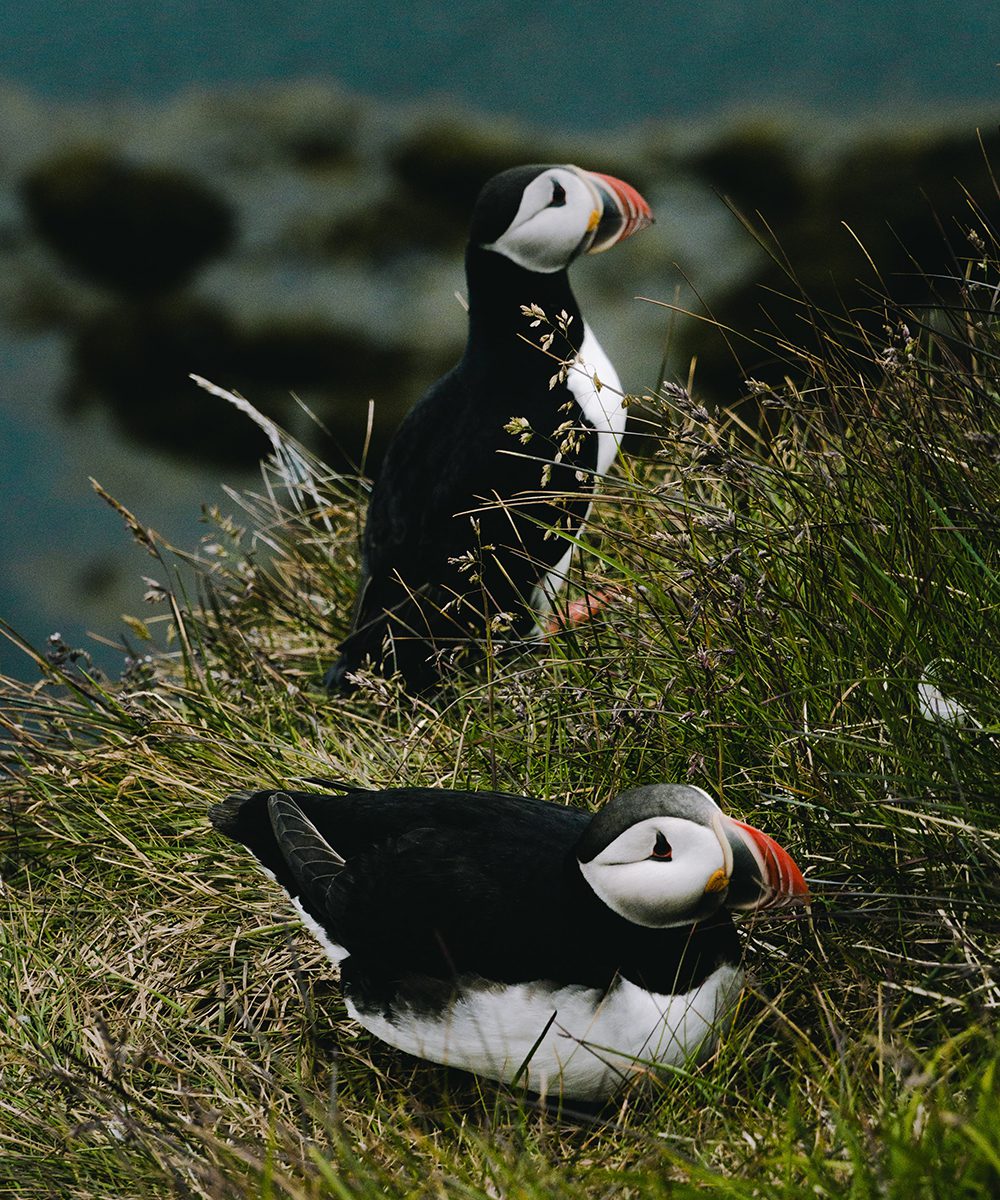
[3,220,1000,1196]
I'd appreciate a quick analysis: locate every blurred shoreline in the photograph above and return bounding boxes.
[1,78,997,680]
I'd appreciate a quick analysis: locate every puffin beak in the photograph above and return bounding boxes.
[575,168,653,255]
[722,817,810,912]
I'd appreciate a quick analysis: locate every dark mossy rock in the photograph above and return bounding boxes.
[678,124,1000,405]
[231,318,456,472]
[235,317,422,395]
[305,190,465,262]
[68,300,275,462]
[20,145,235,297]
[283,126,358,171]
[388,118,560,220]
[686,122,811,223]
[260,86,360,171]
[822,124,1000,290]
[65,296,452,470]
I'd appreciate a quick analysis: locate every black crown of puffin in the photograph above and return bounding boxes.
[473,163,653,274]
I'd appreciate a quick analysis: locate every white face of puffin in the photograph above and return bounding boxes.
[577,784,809,929]
[579,813,733,928]
[481,165,651,274]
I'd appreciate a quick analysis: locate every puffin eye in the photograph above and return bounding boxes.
[650,832,672,861]
[549,180,567,207]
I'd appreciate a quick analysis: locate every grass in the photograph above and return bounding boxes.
[2,216,1000,1197]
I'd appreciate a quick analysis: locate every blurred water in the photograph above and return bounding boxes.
[1,1,998,126]
[0,335,255,680]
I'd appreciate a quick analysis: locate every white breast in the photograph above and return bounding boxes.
[566,322,628,476]
[346,963,743,1101]
[530,322,626,619]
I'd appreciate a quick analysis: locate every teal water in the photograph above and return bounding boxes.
[0,335,256,680]
[2,1,998,126]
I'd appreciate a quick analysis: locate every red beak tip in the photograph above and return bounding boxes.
[587,170,653,241]
[731,818,809,908]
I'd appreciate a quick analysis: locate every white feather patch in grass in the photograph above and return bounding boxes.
[916,660,978,728]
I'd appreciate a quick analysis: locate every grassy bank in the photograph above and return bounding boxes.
[2,220,1000,1197]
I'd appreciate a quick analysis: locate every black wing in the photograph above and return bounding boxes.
[210,784,584,905]
[210,786,740,997]
[328,367,488,688]
[210,786,590,982]
[329,362,601,689]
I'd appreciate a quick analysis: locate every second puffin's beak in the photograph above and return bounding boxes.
[720,817,810,912]
[575,168,653,254]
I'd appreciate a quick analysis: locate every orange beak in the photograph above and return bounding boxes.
[577,168,653,254]
[724,817,810,911]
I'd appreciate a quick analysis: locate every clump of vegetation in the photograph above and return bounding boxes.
[20,145,235,297]
[388,116,562,221]
[680,121,1000,404]
[67,302,435,468]
[2,214,999,1197]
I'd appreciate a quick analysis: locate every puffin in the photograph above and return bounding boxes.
[326,163,653,693]
[210,782,809,1101]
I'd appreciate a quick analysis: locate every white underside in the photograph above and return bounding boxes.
[346,963,743,1101]
[290,895,349,964]
[280,870,742,1100]
[569,322,627,479]
[530,322,627,620]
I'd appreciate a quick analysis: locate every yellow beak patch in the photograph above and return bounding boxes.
[703,868,730,895]
[586,209,600,232]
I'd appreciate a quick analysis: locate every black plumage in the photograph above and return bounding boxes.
[210,781,807,1098]
[325,164,652,693]
[210,786,739,1010]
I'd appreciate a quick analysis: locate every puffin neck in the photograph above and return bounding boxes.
[464,244,585,369]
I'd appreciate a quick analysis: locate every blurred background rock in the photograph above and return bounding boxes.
[1,1,998,678]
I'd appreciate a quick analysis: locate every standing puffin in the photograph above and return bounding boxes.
[326,163,653,692]
[210,782,808,1101]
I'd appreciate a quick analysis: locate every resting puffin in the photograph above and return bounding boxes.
[210,782,808,1100]
[326,163,653,693]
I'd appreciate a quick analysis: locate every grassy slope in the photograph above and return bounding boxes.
[2,233,1000,1197]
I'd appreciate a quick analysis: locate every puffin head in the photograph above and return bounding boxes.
[469,163,652,274]
[576,784,809,928]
